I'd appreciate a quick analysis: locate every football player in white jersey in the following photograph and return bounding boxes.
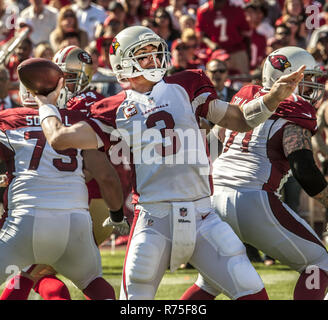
[34,26,304,300]
[182,47,328,300]
[0,80,126,300]
[0,47,129,300]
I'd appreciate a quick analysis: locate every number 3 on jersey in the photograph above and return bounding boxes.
[146,110,181,156]
[24,130,78,171]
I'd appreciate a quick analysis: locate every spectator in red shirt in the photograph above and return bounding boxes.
[95,16,125,69]
[244,0,274,40]
[167,38,200,75]
[244,1,268,71]
[195,0,251,74]
[180,27,206,68]
[5,37,32,85]
[150,0,169,15]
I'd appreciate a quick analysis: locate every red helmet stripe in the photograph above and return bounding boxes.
[61,46,77,63]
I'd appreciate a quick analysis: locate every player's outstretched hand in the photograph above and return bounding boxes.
[103,216,130,236]
[34,77,65,107]
[267,65,305,105]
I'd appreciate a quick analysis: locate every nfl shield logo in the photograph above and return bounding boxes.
[179,208,188,217]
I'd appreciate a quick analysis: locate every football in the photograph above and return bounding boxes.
[17,58,64,96]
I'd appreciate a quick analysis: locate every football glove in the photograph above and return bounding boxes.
[103,215,130,236]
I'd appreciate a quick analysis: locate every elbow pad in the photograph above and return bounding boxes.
[287,149,327,197]
[242,96,274,128]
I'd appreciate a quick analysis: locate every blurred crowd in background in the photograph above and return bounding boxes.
[2,0,328,260]
[2,0,328,98]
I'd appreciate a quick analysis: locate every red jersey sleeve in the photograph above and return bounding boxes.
[86,91,126,151]
[231,85,317,135]
[273,96,318,135]
[164,69,218,118]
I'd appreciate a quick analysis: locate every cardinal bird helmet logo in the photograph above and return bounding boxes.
[110,38,120,55]
[269,55,291,72]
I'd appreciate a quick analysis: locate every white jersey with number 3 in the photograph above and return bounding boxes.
[86,70,220,204]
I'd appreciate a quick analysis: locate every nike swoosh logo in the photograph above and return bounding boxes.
[85,102,95,107]
[301,112,312,118]
[201,213,210,220]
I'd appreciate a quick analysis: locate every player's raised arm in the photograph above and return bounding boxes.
[34,78,99,150]
[207,65,305,132]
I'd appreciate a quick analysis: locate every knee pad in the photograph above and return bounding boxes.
[228,255,264,295]
[202,220,245,257]
[195,273,222,297]
[126,232,166,283]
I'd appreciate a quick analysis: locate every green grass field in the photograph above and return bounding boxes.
[19,246,299,300]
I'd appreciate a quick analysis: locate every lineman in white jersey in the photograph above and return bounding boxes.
[34,27,304,300]
[183,47,328,300]
[0,84,120,299]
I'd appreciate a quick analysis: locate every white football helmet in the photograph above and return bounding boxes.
[262,46,325,104]
[19,82,37,107]
[53,45,93,108]
[109,26,171,83]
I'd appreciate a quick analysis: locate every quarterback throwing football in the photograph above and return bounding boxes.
[34,27,304,300]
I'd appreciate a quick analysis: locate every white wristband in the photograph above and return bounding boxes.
[243,96,274,128]
[39,104,61,124]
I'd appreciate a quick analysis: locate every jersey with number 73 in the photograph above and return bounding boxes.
[0,107,88,211]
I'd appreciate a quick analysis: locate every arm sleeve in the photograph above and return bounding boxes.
[287,149,327,197]
[206,99,229,124]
